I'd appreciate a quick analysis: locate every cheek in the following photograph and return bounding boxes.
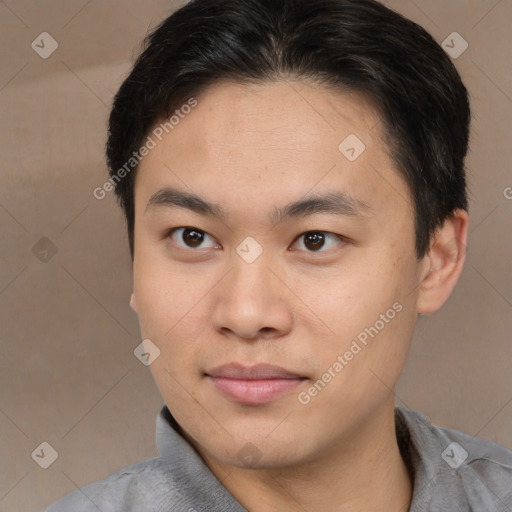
[299,246,418,363]
[133,273,175,338]
[295,253,402,328]
[133,252,218,377]
[133,248,201,334]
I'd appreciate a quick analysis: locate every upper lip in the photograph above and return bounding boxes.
[205,363,305,380]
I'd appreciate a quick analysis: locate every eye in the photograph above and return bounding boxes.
[167,227,220,250]
[290,231,345,253]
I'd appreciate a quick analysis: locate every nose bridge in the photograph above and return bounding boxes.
[211,247,293,339]
[228,250,274,303]
[228,232,271,286]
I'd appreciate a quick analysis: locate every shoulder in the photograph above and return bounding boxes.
[434,418,512,504]
[43,457,185,512]
[397,407,512,510]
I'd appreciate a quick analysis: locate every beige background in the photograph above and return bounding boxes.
[0,0,511,510]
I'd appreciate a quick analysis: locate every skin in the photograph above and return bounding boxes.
[130,80,469,512]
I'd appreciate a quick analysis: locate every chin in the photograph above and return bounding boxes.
[210,431,313,470]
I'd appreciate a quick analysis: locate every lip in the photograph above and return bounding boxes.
[205,363,307,405]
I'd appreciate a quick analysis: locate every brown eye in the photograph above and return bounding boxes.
[169,227,219,249]
[303,232,326,251]
[291,231,343,253]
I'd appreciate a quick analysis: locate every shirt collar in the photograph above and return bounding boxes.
[156,405,443,510]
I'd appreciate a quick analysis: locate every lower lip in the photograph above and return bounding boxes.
[207,376,305,405]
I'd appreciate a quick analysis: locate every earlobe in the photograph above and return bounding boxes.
[417,209,469,315]
[130,292,138,313]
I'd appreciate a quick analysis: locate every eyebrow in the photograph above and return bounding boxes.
[145,186,370,224]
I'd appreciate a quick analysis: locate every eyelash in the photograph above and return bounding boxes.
[164,227,348,254]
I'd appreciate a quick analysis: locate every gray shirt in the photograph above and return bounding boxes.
[44,406,512,511]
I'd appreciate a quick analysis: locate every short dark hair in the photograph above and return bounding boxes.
[106,0,470,259]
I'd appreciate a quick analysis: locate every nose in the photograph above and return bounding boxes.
[211,257,294,341]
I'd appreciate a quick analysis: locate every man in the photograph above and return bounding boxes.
[46,0,512,510]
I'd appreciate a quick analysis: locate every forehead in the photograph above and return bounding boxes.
[135,80,411,227]
[180,79,383,157]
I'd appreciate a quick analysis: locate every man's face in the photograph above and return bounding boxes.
[132,80,426,469]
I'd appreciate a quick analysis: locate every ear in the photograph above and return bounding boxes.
[417,209,469,315]
[130,292,138,313]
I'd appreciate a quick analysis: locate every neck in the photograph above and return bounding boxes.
[198,400,412,512]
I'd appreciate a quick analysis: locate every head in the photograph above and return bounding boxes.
[106,0,470,470]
